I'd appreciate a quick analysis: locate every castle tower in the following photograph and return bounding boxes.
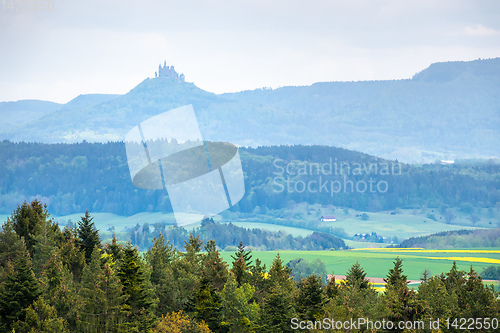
[157,61,185,82]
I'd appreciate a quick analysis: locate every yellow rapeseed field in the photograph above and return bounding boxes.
[351,248,424,251]
[335,279,387,292]
[427,257,500,264]
[351,248,500,254]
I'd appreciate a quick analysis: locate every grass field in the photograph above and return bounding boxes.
[343,239,387,248]
[221,248,500,282]
[320,212,479,240]
[2,205,497,253]
[224,203,489,243]
[293,204,498,229]
[1,208,493,252]
[0,212,223,233]
[51,212,178,232]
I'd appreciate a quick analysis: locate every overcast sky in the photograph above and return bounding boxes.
[1,0,499,103]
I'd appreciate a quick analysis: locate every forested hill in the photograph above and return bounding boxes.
[0,79,218,143]
[398,228,500,249]
[1,58,499,162]
[220,58,500,162]
[0,99,61,132]
[0,141,498,217]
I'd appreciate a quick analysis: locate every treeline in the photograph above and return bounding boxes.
[1,200,499,332]
[398,228,500,249]
[1,141,499,216]
[239,146,500,213]
[482,266,500,280]
[128,218,346,252]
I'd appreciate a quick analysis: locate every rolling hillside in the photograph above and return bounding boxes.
[0,58,499,162]
[0,100,62,132]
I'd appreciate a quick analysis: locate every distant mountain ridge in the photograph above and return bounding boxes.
[61,94,121,110]
[1,58,499,163]
[0,99,61,132]
[412,57,500,82]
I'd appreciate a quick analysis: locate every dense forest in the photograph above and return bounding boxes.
[126,218,347,252]
[0,201,499,332]
[398,229,500,249]
[1,141,498,217]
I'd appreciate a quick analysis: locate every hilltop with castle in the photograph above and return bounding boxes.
[155,61,185,82]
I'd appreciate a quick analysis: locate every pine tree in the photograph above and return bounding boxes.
[9,200,49,255]
[77,210,101,263]
[383,258,421,328]
[201,239,228,292]
[145,234,175,285]
[420,269,430,283]
[248,258,269,302]
[105,233,124,262]
[384,257,408,289]
[220,273,260,333]
[260,253,296,332]
[8,200,62,258]
[458,266,500,318]
[40,249,64,296]
[162,234,204,312]
[80,246,104,331]
[0,240,41,331]
[32,216,62,278]
[145,234,179,316]
[337,288,380,323]
[0,219,24,280]
[232,255,249,287]
[442,261,466,292]
[102,250,129,330]
[118,243,155,330]
[267,253,293,291]
[153,265,180,315]
[80,246,128,332]
[344,262,370,290]
[183,234,204,272]
[43,251,82,331]
[12,296,68,332]
[231,241,253,269]
[296,274,326,321]
[167,248,202,311]
[186,277,226,333]
[60,226,86,282]
[260,284,295,333]
[418,276,455,327]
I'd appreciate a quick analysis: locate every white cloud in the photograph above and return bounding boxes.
[464,24,500,37]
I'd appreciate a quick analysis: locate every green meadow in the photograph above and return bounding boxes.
[318,213,479,240]
[221,248,500,282]
[1,203,487,246]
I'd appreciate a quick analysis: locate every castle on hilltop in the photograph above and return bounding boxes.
[155,61,185,82]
